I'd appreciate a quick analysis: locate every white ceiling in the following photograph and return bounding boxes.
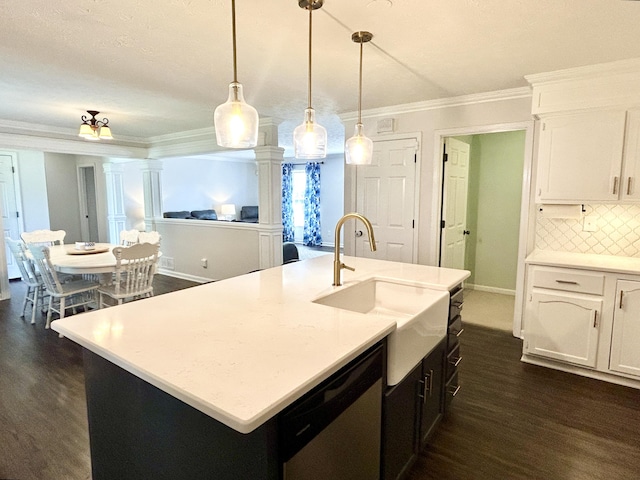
[3,0,640,156]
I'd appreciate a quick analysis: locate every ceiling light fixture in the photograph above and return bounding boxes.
[293,0,327,159]
[345,31,373,165]
[78,110,113,141]
[214,0,259,149]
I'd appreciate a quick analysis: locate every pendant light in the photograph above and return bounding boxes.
[293,0,327,159]
[214,0,259,149]
[345,31,373,165]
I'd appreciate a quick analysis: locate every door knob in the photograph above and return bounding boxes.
[463,230,470,235]
[355,230,363,237]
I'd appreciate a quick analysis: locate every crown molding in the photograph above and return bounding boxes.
[0,132,147,158]
[525,57,640,85]
[338,87,532,122]
[0,118,148,146]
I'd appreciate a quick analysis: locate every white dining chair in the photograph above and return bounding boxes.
[97,243,160,307]
[6,237,47,325]
[21,229,66,246]
[119,229,140,246]
[137,231,161,245]
[27,245,100,329]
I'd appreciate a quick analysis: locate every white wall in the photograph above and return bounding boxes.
[318,154,344,247]
[343,93,533,265]
[43,152,83,242]
[15,149,49,232]
[161,156,259,217]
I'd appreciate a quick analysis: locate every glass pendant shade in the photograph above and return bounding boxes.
[294,108,327,159]
[214,82,259,148]
[345,123,373,165]
[78,123,94,139]
[98,125,113,140]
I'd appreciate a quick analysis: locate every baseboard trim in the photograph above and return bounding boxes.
[158,269,212,284]
[465,284,515,296]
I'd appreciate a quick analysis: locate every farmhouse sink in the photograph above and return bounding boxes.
[313,277,450,385]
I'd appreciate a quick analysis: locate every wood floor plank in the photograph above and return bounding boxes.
[1,277,639,479]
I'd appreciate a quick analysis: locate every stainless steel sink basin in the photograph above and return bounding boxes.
[313,277,450,385]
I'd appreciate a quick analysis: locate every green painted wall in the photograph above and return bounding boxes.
[454,131,525,292]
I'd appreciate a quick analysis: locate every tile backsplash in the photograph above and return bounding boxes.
[535,204,640,257]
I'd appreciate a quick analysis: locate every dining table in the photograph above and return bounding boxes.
[46,243,119,276]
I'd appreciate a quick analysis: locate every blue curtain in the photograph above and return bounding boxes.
[282,163,294,242]
[304,162,322,246]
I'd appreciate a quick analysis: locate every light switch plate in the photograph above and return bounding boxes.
[583,215,598,232]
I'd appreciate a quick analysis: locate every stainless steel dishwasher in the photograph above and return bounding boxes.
[279,343,383,480]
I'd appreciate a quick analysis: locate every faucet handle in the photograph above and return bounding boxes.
[341,263,355,272]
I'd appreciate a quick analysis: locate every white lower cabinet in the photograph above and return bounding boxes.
[525,291,601,367]
[609,280,640,377]
[523,263,640,386]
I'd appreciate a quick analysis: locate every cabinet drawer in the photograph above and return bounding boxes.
[449,288,464,321]
[532,267,604,295]
[444,371,460,411]
[446,343,462,382]
[448,316,464,350]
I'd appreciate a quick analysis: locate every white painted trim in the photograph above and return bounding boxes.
[431,120,535,339]
[465,284,516,296]
[0,132,147,158]
[339,87,532,122]
[157,269,211,284]
[521,353,640,390]
[525,57,640,86]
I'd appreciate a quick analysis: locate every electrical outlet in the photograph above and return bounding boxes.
[201,258,208,268]
[583,215,598,232]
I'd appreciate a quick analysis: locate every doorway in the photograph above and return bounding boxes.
[434,122,534,337]
[78,166,99,242]
[355,137,418,263]
[0,153,22,279]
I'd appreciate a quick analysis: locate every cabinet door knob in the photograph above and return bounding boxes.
[463,230,470,235]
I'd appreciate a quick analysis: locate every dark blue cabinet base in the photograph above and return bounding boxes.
[83,349,279,480]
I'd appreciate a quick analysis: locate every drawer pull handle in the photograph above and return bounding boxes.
[620,290,624,309]
[613,176,619,195]
[449,356,462,367]
[555,280,578,285]
[451,327,465,338]
[448,385,461,397]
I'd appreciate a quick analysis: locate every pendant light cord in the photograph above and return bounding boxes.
[357,40,363,124]
[231,0,238,83]
[307,5,313,109]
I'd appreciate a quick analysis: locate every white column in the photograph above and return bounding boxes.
[254,146,284,269]
[139,160,164,232]
[102,162,126,244]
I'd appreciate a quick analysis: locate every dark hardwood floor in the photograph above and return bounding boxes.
[406,327,640,480]
[0,275,198,480]
[1,276,639,479]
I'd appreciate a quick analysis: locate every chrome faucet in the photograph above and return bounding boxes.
[333,213,377,286]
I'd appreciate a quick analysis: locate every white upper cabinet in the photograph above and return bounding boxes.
[535,110,626,203]
[621,109,640,201]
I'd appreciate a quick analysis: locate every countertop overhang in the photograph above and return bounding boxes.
[526,250,640,274]
[52,255,469,434]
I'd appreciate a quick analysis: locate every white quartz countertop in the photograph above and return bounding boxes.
[52,255,469,434]
[526,250,640,274]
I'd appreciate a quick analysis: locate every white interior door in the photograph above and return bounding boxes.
[355,138,417,263]
[0,154,21,279]
[441,137,470,269]
[78,166,99,242]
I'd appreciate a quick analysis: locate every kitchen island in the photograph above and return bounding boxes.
[53,255,469,479]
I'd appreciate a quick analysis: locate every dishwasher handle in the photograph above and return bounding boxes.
[278,344,383,462]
